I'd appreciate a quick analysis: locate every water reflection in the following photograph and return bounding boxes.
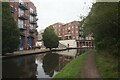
[2,49,85,79]
[42,53,59,77]
[2,55,37,78]
[55,54,73,72]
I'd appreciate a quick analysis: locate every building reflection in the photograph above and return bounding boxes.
[76,49,86,56]
[55,54,74,72]
[2,55,37,79]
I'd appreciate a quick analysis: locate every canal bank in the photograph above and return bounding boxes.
[53,50,101,78]
[2,48,68,59]
[53,50,90,78]
[2,48,87,59]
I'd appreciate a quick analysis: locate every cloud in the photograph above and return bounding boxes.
[30,0,93,31]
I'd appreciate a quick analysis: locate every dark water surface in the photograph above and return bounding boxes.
[2,49,85,79]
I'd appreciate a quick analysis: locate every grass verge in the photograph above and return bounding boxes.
[53,51,89,79]
[94,51,118,78]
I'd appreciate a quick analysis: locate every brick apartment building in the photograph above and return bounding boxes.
[53,21,79,40]
[37,21,94,48]
[9,0,38,50]
[52,21,94,48]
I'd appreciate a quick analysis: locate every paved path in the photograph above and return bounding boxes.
[13,48,49,55]
[81,50,100,78]
[2,48,67,59]
[56,49,77,57]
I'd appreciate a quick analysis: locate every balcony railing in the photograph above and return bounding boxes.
[30,19,37,24]
[35,24,38,28]
[29,34,35,38]
[35,29,38,35]
[29,29,36,33]
[19,3,28,10]
[11,7,15,13]
[20,31,26,36]
[18,25,27,30]
[18,14,29,20]
[30,11,37,16]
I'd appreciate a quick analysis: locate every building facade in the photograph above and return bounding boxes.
[52,21,94,48]
[52,23,63,40]
[37,21,94,48]
[53,21,79,40]
[9,0,38,50]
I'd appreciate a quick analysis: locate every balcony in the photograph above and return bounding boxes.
[30,11,37,16]
[29,29,36,33]
[18,14,29,20]
[35,29,38,35]
[36,31,38,35]
[18,25,27,30]
[20,31,26,36]
[30,19,37,24]
[35,24,38,28]
[29,33,35,38]
[19,3,28,10]
[36,25,38,28]
[11,7,15,13]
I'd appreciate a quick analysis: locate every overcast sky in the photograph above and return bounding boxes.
[30,0,94,31]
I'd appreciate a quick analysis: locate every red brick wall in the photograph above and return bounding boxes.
[9,1,38,50]
[53,21,79,40]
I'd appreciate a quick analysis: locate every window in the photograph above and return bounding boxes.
[72,26,74,28]
[15,8,17,11]
[68,27,70,30]
[18,8,24,17]
[18,19,23,28]
[30,24,33,29]
[30,15,33,22]
[86,37,88,40]
[80,37,82,40]
[76,36,78,39]
[30,8,33,13]
[59,33,61,36]
[59,25,61,27]
[76,26,78,28]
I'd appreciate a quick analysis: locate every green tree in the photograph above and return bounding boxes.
[42,25,59,50]
[83,2,119,57]
[2,2,20,54]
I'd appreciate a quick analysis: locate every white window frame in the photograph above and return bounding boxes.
[18,19,24,28]
[18,8,24,17]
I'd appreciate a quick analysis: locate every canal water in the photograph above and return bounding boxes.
[2,49,85,79]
